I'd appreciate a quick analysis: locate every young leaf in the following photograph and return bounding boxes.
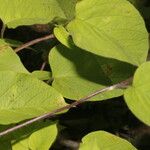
[67,0,148,66]
[49,44,135,101]
[79,131,137,150]
[12,122,57,150]
[28,124,57,150]
[12,137,29,150]
[0,71,66,124]
[0,39,28,73]
[31,70,52,81]
[124,62,150,125]
[0,0,76,28]
[54,26,71,48]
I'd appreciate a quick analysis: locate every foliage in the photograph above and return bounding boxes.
[124,62,150,125]
[0,0,149,149]
[12,122,57,150]
[79,131,137,150]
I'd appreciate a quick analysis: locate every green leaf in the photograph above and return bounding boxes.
[0,39,29,73]
[12,138,29,150]
[49,44,135,100]
[67,0,148,66]
[0,71,66,124]
[31,70,52,81]
[55,0,76,20]
[28,124,57,150]
[12,122,57,150]
[79,131,137,150]
[124,62,150,125]
[0,0,76,28]
[54,26,71,48]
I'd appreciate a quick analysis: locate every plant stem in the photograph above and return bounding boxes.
[14,34,55,53]
[40,62,47,71]
[1,23,6,38]
[0,77,132,137]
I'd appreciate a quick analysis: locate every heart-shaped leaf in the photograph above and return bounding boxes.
[124,62,150,125]
[67,0,148,66]
[49,44,135,101]
[12,121,57,150]
[28,123,57,150]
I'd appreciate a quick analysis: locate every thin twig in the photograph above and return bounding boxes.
[14,34,55,53]
[0,77,132,137]
[40,62,47,71]
[1,23,6,38]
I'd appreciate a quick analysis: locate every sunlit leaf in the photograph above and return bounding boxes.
[0,39,28,73]
[0,71,65,124]
[12,122,57,150]
[54,26,71,48]
[124,62,150,125]
[79,131,137,150]
[0,0,76,28]
[31,70,52,81]
[67,0,148,66]
[28,124,57,150]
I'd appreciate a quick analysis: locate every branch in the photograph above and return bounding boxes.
[1,23,6,38]
[14,34,55,53]
[0,77,132,137]
[40,62,47,71]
